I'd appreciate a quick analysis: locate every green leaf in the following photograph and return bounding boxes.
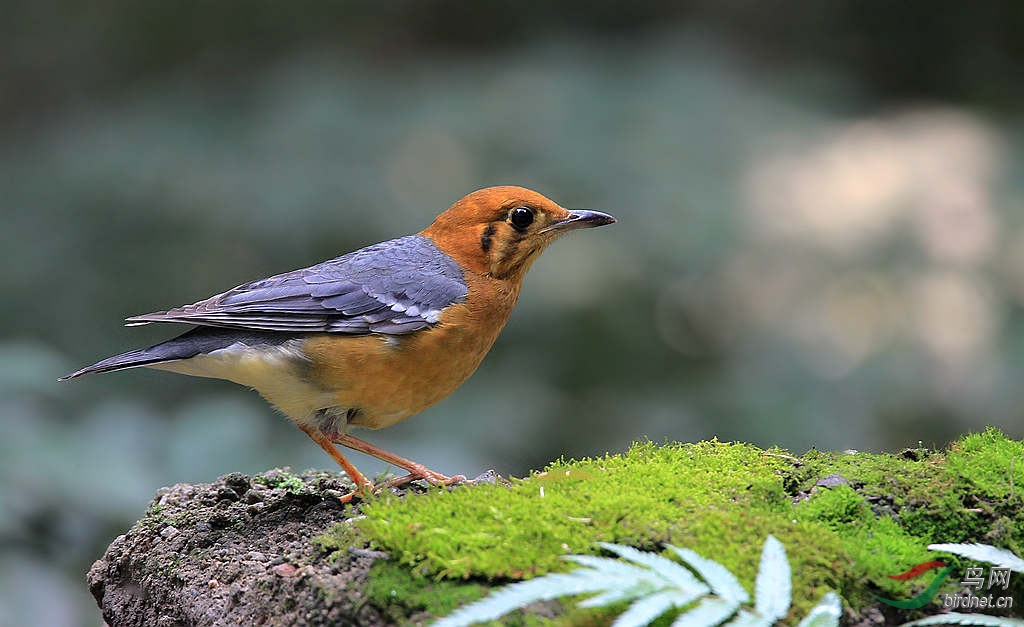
[565,554,670,584]
[928,543,1024,573]
[670,597,740,627]
[754,536,791,621]
[796,592,841,627]
[667,545,749,605]
[611,590,696,627]
[598,542,708,593]
[723,609,772,627]
[431,573,612,627]
[434,535,839,627]
[576,581,659,609]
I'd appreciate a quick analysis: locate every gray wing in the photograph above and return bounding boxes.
[125,235,468,335]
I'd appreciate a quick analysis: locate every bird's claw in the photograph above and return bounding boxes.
[336,471,470,502]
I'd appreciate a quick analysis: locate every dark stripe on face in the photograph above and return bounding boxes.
[500,231,525,262]
[480,223,496,253]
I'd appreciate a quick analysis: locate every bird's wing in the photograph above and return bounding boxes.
[125,235,468,335]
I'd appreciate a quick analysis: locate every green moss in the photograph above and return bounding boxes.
[359,441,794,577]
[254,468,306,494]
[353,441,842,618]
[667,509,846,617]
[793,485,934,602]
[789,448,951,512]
[365,561,627,626]
[789,430,1024,552]
[947,427,1024,500]
[796,483,871,524]
[310,429,1024,625]
[312,520,368,561]
[364,560,488,623]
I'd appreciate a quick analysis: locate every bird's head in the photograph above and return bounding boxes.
[422,186,616,280]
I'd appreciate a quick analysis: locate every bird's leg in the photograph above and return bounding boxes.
[298,425,373,494]
[332,434,467,486]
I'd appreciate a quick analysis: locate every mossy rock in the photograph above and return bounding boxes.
[91,428,1023,626]
[314,427,1024,624]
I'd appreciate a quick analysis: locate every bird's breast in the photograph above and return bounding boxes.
[301,277,520,429]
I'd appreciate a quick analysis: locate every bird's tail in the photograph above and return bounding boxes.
[58,328,291,381]
[58,332,208,381]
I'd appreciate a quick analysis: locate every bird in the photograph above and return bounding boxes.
[61,186,616,500]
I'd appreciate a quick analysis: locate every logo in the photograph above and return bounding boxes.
[873,561,1014,610]
[871,561,955,609]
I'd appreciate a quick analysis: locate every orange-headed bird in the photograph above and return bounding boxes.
[61,186,615,499]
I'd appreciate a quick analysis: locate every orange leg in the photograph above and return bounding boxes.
[298,425,373,493]
[332,434,467,486]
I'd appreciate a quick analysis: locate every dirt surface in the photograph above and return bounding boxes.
[88,469,397,627]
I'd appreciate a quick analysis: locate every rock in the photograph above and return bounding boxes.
[221,472,251,495]
[216,487,240,502]
[88,468,392,626]
[815,474,849,488]
[159,526,179,540]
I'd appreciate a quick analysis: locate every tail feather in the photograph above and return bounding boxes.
[59,336,205,381]
[58,328,293,381]
[58,349,179,380]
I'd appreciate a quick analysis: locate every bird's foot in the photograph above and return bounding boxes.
[335,471,468,503]
[380,471,468,491]
[335,480,375,504]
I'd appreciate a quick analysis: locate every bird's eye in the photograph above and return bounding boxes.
[509,206,535,230]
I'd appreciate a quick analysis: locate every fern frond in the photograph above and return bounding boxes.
[611,590,701,627]
[722,609,772,627]
[754,536,792,621]
[597,542,709,593]
[564,553,678,587]
[666,545,749,604]
[434,536,843,627]
[928,543,1024,573]
[431,572,615,627]
[796,592,842,627]
[575,581,659,609]
[670,597,740,627]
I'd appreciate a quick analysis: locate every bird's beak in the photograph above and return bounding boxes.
[545,209,617,233]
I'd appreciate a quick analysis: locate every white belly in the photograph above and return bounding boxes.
[149,341,337,423]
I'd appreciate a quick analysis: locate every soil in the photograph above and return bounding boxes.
[88,469,401,627]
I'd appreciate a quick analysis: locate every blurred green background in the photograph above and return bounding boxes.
[3,2,1024,625]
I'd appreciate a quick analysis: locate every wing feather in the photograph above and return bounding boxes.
[124,235,467,336]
